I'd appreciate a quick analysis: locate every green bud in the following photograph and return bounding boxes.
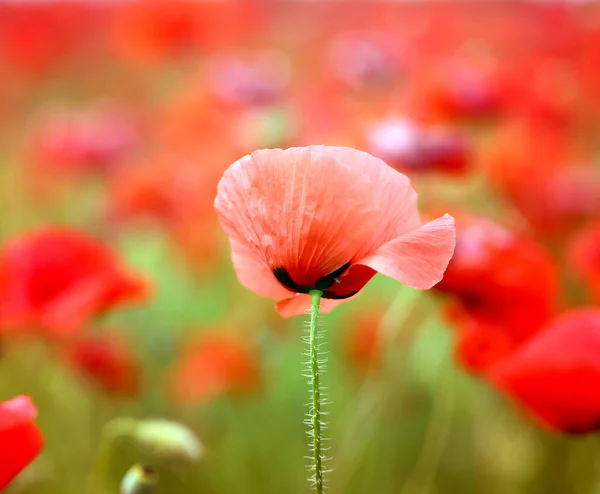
[120,464,158,494]
[134,419,204,467]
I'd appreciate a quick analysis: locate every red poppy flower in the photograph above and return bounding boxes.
[207,50,290,107]
[0,395,43,490]
[325,30,401,90]
[482,119,599,236]
[0,4,91,76]
[0,228,149,336]
[436,215,558,331]
[111,0,261,63]
[484,118,568,196]
[214,146,456,317]
[343,311,382,371]
[169,333,260,405]
[489,309,600,434]
[449,310,517,374]
[65,332,142,397]
[435,215,559,372]
[567,220,600,304]
[31,104,140,176]
[365,117,469,174]
[415,58,506,122]
[107,156,223,265]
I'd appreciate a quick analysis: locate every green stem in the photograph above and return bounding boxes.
[308,289,325,494]
[85,418,138,494]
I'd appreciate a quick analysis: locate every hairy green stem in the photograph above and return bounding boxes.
[309,289,324,493]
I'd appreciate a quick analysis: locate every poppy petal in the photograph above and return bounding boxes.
[0,396,43,491]
[40,273,147,336]
[215,147,380,287]
[229,237,291,300]
[357,214,456,289]
[309,146,422,259]
[489,309,600,434]
[0,396,37,429]
[0,423,43,490]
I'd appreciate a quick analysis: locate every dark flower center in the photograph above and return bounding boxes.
[273,261,359,299]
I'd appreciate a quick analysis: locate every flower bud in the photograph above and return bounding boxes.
[134,419,203,467]
[120,464,158,494]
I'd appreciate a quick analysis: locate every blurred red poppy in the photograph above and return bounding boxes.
[484,118,567,198]
[65,332,142,397]
[482,119,600,236]
[435,215,559,372]
[207,50,291,108]
[449,310,516,374]
[111,0,262,63]
[215,146,455,317]
[169,333,260,405]
[365,117,470,174]
[489,309,600,434]
[567,220,600,304]
[0,228,149,336]
[325,30,401,91]
[343,312,382,371]
[30,104,140,176]
[0,4,94,76]
[0,395,43,490]
[107,156,223,266]
[414,58,506,122]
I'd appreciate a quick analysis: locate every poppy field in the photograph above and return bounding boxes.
[2,1,600,493]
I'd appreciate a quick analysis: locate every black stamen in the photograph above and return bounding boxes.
[273,266,303,292]
[273,261,354,296]
[314,260,352,290]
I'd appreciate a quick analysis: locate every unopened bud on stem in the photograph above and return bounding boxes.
[134,419,203,467]
[120,464,158,494]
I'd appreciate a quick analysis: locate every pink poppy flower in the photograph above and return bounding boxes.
[214,146,455,317]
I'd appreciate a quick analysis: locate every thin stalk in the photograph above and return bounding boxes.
[308,289,325,493]
[85,418,137,494]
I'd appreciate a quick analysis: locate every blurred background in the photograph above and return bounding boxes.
[2,0,600,493]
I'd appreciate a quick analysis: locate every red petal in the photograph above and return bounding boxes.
[489,309,600,434]
[357,214,456,289]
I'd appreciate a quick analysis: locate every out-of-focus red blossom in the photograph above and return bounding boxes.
[343,312,382,370]
[413,58,506,122]
[513,166,600,237]
[489,309,600,434]
[31,104,140,176]
[111,0,263,62]
[435,215,559,373]
[108,157,222,264]
[483,119,599,236]
[208,50,291,107]
[64,332,141,397]
[365,117,470,174]
[509,56,585,127]
[0,395,43,490]
[325,31,402,90]
[567,220,600,304]
[0,228,149,337]
[484,119,568,195]
[0,4,96,75]
[169,333,260,405]
[448,309,515,374]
